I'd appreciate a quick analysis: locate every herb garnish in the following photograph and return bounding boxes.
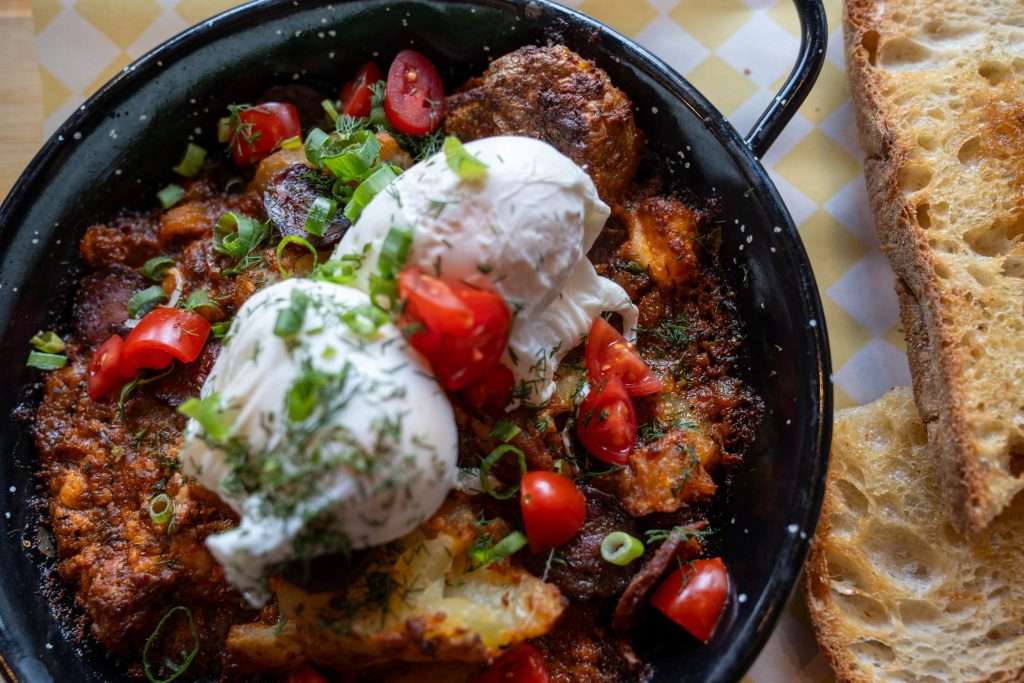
[30,331,64,354]
[443,136,488,182]
[127,285,168,318]
[142,606,199,683]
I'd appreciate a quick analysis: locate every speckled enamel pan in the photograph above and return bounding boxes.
[0,1,830,681]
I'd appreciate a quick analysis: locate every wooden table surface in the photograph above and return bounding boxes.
[0,0,42,202]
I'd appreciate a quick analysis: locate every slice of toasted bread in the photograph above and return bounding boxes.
[845,0,1024,532]
[806,388,1024,682]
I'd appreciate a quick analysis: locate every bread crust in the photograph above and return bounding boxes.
[844,0,1024,533]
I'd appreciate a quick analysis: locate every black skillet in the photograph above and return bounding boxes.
[0,1,831,681]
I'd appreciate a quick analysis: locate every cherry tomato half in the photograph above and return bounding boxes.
[340,61,382,117]
[87,335,130,400]
[286,665,329,683]
[576,375,637,465]
[474,643,550,683]
[586,317,663,396]
[520,471,587,553]
[122,308,211,375]
[651,557,729,643]
[384,50,446,135]
[463,364,515,417]
[399,269,510,391]
[229,102,301,167]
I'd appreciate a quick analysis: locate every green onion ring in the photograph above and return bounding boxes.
[143,606,199,683]
[302,196,337,237]
[148,493,173,526]
[172,143,206,178]
[26,351,67,370]
[601,531,645,566]
[479,444,527,500]
[470,530,528,569]
[275,235,319,278]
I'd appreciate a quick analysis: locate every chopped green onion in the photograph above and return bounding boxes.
[443,136,488,182]
[26,351,66,370]
[148,493,173,525]
[304,128,331,167]
[312,256,360,285]
[280,135,303,150]
[303,196,338,237]
[127,285,167,318]
[341,304,389,338]
[378,225,413,278]
[172,143,206,178]
[322,132,380,180]
[142,606,199,683]
[489,419,521,443]
[344,164,399,222]
[139,256,175,282]
[479,444,527,500]
[275,235,319,278]
[30,331,64,354]
[217,116,233,143]
[369,272,399,311]
[156,184,185,209]
[601,532,645,566]
[470,530,528,569]
[214,211,268,268]
[183,289,217,313]
[322,98,340,122]
[210,321,231,339]
[286,364,329,422]
[179,393,230,443]
[273,288,310,340]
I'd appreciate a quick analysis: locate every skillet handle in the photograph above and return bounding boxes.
[743,0,827,158]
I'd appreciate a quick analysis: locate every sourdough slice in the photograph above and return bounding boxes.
[806,388,1024,682]
[845,0,1024,532]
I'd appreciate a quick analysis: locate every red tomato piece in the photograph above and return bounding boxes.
[576,375,637,465]
[474,643,550,683]
[399,269,511,391]
[463,364,515,416]
[286,665,329,683]
[122,308,211,375]
[520,471,587,553]
[229,102,301,167]
[651,557,730,643]
[340,61,382,117]
[87,335,129,400]
[586,317,663,396]
[384,50,446,135]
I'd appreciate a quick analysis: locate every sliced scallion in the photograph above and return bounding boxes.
[304,128,331,167]
[217,116,233,143]
[341,304,389,339]
[183,289,217,313]
[443,136,488,182]
[26,351,67,370]
[479,444,527,500]
[489,419,521,443]
[378,225,413,278]
[322,98,340,123]
[322,132,380,180]
[303,196,337,237]
[214,211,268,269]
[273,288,310,340]
[343,164,399,222]
[600,531,645,566]
[30,331,64,354]
[139,256,175,282]
[172,143,206,178]
[142,606,199,683]
[470,530,528,569]
[369,272,399,311]
[178,393,230,443]
[156,184,185,209]
[275,235,319,278]
[210,321,231,339]
[280,135,303,150]
[127,286,167,318]
[148,493,173,525]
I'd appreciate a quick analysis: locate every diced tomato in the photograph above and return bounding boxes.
[463,365,515,416]
[651,557,730,643]
[585,317,663,396]
[576,375,637,465]
[384,50,446,135]
[399,269,510,391]
[340,61,382,117]
[286,665,329,683]
[87,335,130,400]
[229,102,301,166]
[474,643,550,683]
[520,471,587,553]
[122,308,211,375]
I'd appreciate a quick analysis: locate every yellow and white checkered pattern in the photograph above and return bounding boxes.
[30,0,911,680]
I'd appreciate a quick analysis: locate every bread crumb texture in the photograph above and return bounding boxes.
[808,388,1024,683]
[845,0,1024,532]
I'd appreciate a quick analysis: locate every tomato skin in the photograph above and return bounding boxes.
[651,557,730,643]
[520,471,587,553]
[576,376,637,465]
[286,665,329,683]
[230,102,301,166]
[87,335,129,400]
[474,643,550,683]
[399,269,510,391]
[122,308,211,375]
[463,364,515,416]
[340,61,382,117]
[384,50,446,135]
[585,317,663,396]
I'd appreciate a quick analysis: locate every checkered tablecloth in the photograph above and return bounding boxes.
[29,0,913,680]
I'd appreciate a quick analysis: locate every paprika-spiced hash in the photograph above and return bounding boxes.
[27,45,762,682]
